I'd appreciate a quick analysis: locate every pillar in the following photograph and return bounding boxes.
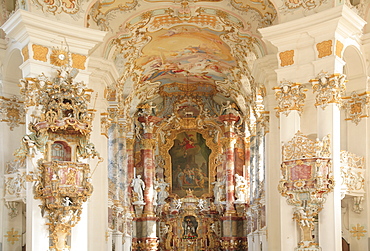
[2,9,107,251]
[260,5,365,250]
[219,113,240,250]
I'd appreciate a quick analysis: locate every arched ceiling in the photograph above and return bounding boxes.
[90,0,273,117]
[6,0,370,123]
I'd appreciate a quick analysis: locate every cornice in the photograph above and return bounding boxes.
[88,56,119,87]
[259,5,366,50]
[1,10,107,55]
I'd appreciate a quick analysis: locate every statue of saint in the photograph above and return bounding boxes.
[131,175,145,203]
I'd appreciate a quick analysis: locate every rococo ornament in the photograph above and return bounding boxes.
[0,95,26,130]
[340,150,365,213]
[310,72,347,109]
[342,91,370,125]
[273,81,307,117]
[279,131,334,251]
[17,68,101,251]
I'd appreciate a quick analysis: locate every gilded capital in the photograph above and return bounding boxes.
[273,81,307,117]
[342,91,370,125]
[126,138,135,149]
[311,72,346,109]
[141,138,155,149]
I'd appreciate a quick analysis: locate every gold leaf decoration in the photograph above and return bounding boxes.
[50,49,68,67]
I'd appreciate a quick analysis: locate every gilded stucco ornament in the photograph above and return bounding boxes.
[316,40,332,58]
[342,91,370,125]
[340,150,365,213]
[273,81,307,117]
[17,68,101,251]
[279,131,334,251]
[311,72,347,109]
[279,50,294,67]
[50,49,69,67]
[0,95,25,130]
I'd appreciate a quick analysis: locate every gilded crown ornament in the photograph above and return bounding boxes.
[16,68,100,251]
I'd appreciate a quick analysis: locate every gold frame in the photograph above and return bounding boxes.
[158,118,221,198]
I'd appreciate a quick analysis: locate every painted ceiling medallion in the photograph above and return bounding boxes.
[50,49,69,67]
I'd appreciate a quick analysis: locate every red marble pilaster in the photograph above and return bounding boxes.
[142,141,155,216]
[225,145,236,214]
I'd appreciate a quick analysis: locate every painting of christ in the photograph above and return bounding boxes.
[170,131,211,197]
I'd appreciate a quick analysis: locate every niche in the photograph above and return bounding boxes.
[51,141,71,161]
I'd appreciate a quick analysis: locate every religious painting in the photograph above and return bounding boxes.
[170,131,211,197]
[137,25,236,86]
[182,215,198,239]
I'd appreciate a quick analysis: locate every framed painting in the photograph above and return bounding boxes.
[169,131,211,197]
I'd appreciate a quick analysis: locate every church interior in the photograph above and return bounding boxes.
[0,0,370,250]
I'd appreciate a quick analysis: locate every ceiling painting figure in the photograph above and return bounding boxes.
[137,25,237,85]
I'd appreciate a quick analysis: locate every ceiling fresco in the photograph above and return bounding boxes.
[136,26,237,86]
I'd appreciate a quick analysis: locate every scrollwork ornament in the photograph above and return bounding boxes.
[32,0,86,16]
[340,151,365,202]
[282,131,331,161]
[311,72,347,109]
[273,81,307,117]
[342,91,370,125]
[279,0,326,13]
[0,95,26,130]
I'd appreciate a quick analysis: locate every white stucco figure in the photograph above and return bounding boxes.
[212,179,224,204]
[131,175,145,202]
[197,199,206,210]
[157,178,169,205]
[234,174,247,202]
[174,199,182,209]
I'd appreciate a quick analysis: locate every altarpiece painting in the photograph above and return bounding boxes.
[169,131,211,197]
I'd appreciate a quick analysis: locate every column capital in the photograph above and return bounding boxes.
[311,72,347,109]
[273,81,307,117]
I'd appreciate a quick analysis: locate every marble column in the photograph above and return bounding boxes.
[219,114,240,250]
[135,115,162,250]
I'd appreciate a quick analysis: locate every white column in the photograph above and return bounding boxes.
[2,9,107,251]
[279,110,300,250]
[107,230,113,251]
[71,203,88,251]
[123,234,132,251]
[317,104,342,250]
[113,232,123,251]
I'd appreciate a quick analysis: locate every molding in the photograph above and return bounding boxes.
[2,10,107,55]
[88,56,120,87]
[259,5,366,50]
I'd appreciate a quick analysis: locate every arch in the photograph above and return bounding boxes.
[342,45,367,92]
[2,48,23,95]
